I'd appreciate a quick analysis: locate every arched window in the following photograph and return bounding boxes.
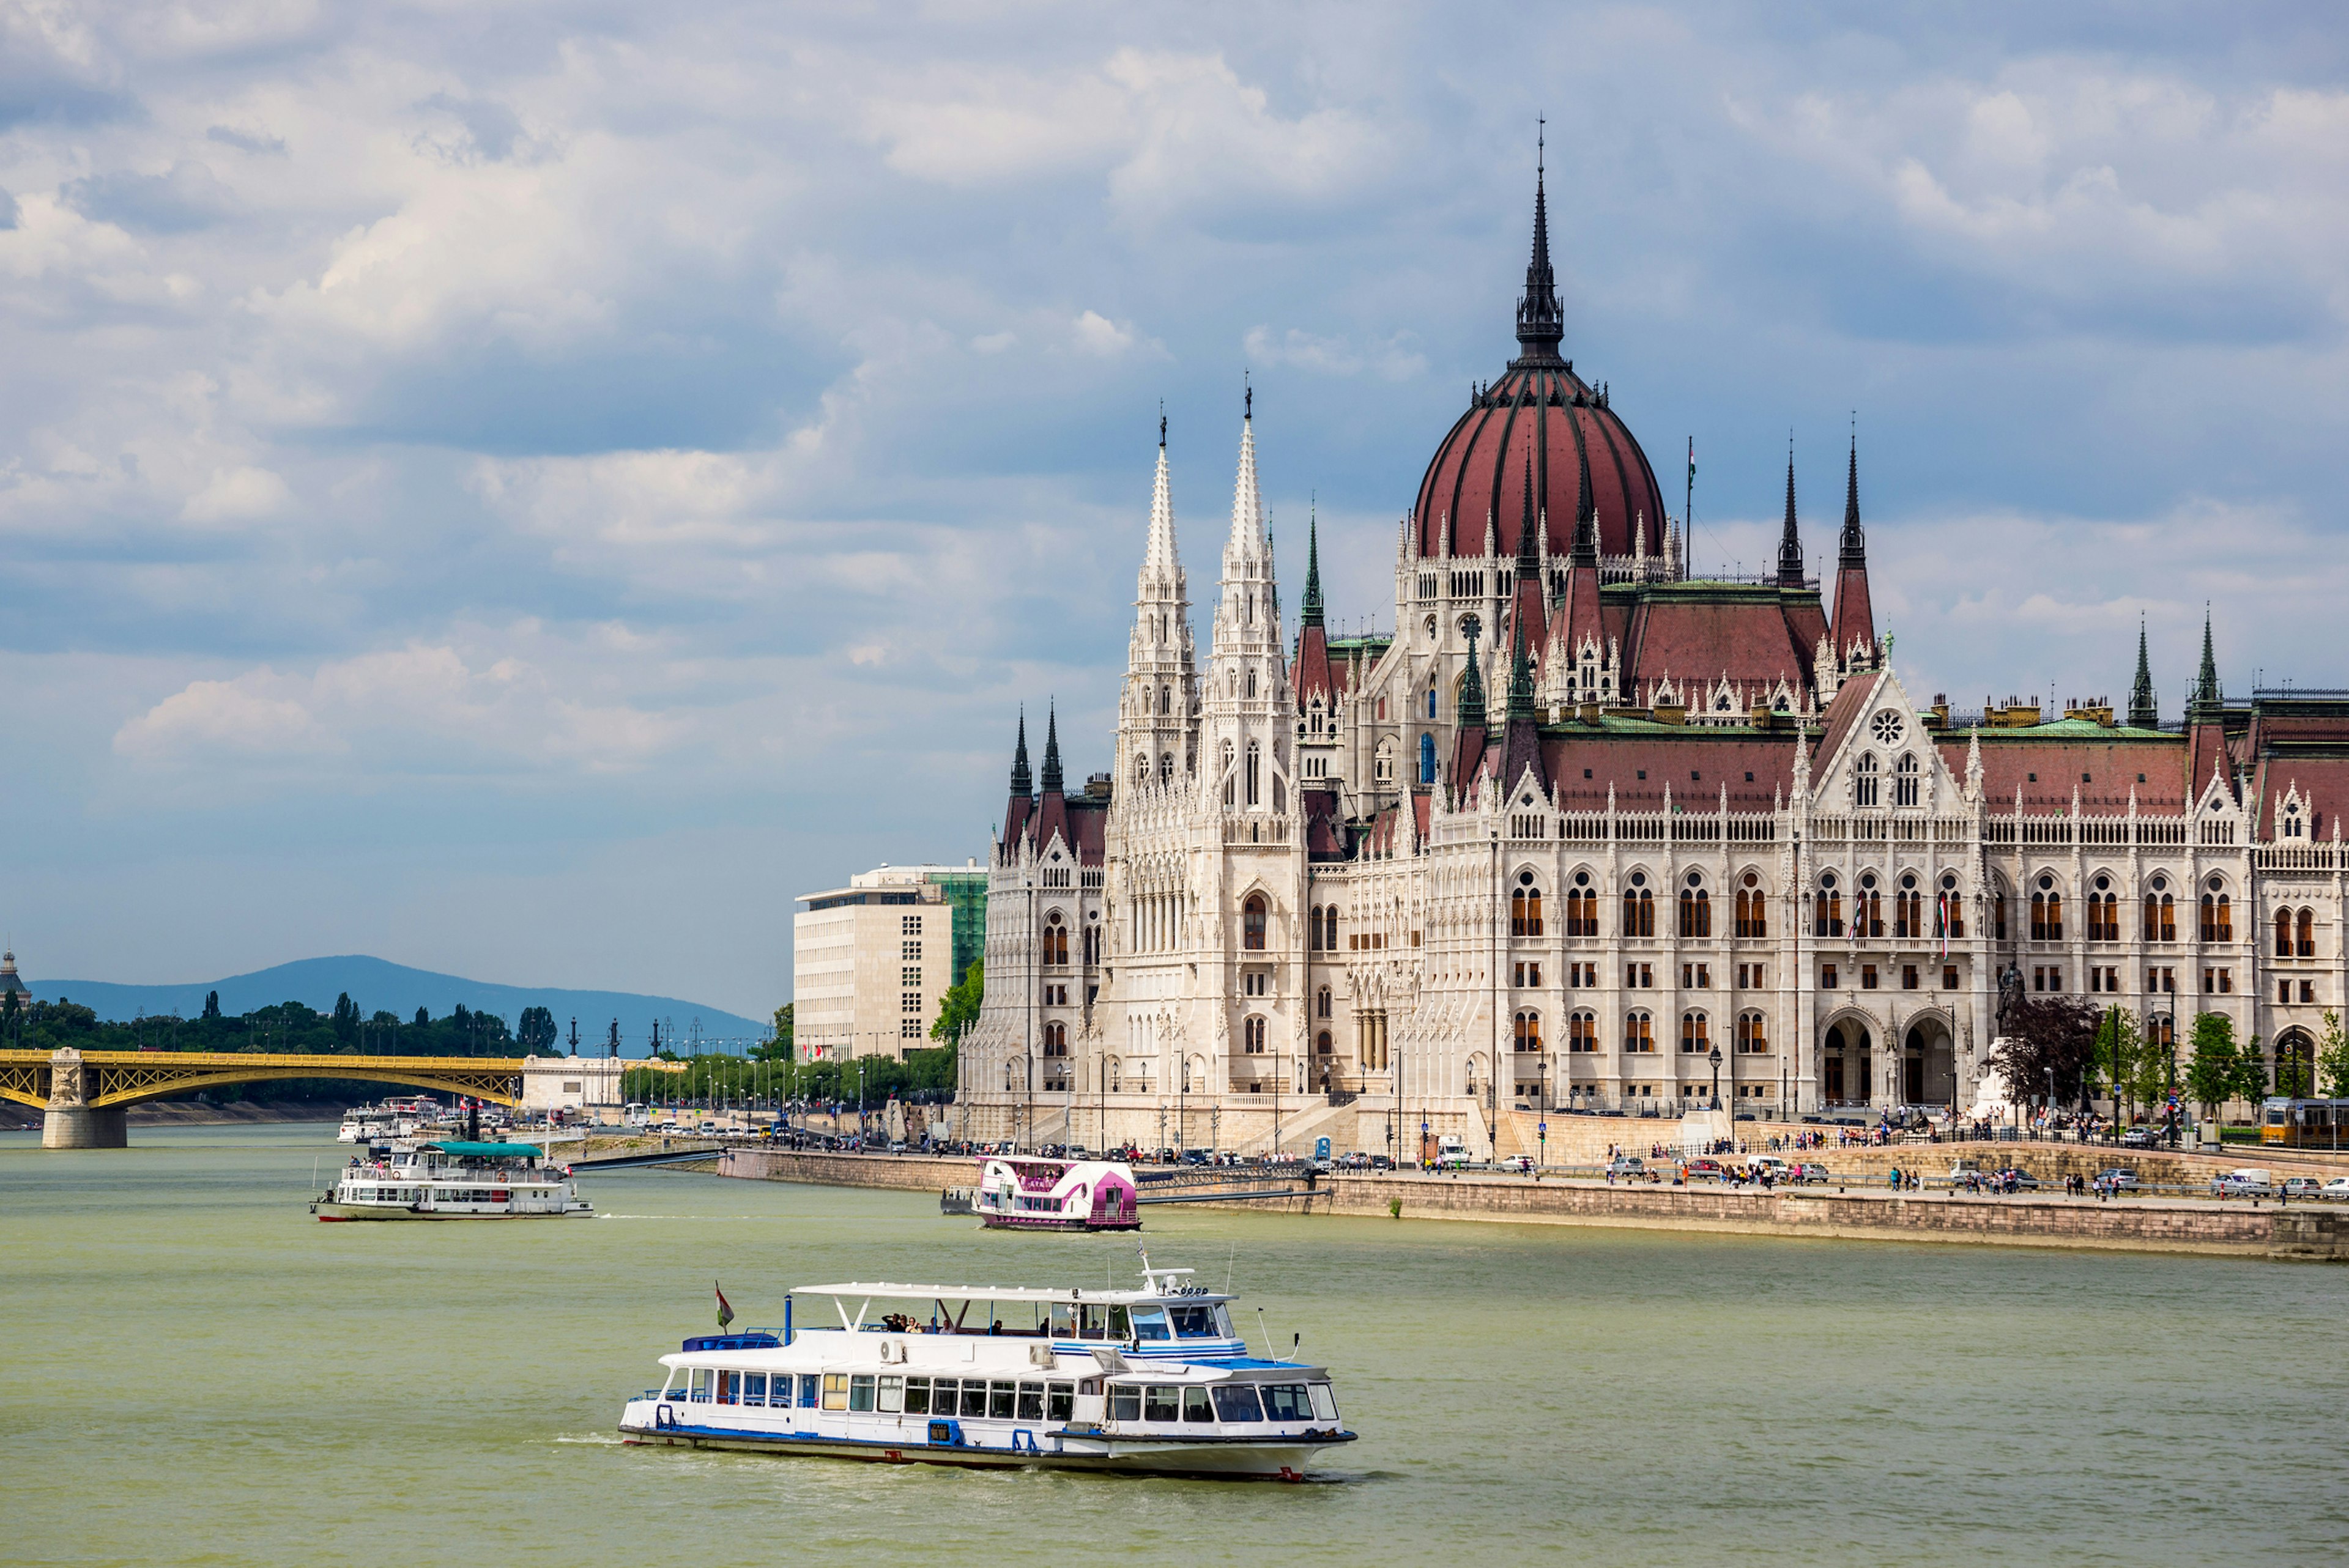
[2030,875,2061,942]
[2087,875,2118,941]
[1245,741,1261,807]
[1991,879,2009,941]
[2147,1013,2175,1055]
[2299,907,2317,958]
[1513,1011,1542,1053]
[1624,1010,1653,1053]
[1043,1022,1067,1057]
[1083,925,1099,966]
[1813,871,1843,937]
[1567,1011,1597,1052]
[1376,741,1395,784]
[1326,906,1340,950]
[1735,1011,1768,1054]
[1938,872,1965,938]
[1735,871,1767,939]
[1858,873,1883,938]
[1160,752,1174,785]
[1512,871,1544,937]
[1316,986,1332,1019]
[1894,752,1920,807]
[1222,740,1235,807]
[2276,908,2295,959]
[1316,1029,1333,1056]
[1243,1015,1266,1054]
[1679,875,1710,938]
[1679,1011,1709,1054]
[1044,911,1069,966]
[1419,733,1437,784]
[2145,876,2174,942]
[2200,881,2230,942]
[1242,894,1267,952]
[1158,683,1170,716]
[1894,873,1921,939]
[1855,753,1880,808]
[1567,870,1597,936]
[1426,684,1438,720]
[1623,871,1655,937]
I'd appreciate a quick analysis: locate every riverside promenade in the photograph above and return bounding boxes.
[714,1145,2349,1262]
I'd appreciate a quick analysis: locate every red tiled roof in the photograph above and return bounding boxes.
[1812,670,1882,769]
[1414,366,1666,561]
[1537,728,1802,813]
[1622,588,1820,701]
[1946,732,2188,816]
[1832,560,1874,654]
[1293,623,1335,708]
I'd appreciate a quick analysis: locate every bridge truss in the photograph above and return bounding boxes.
[0,1051,526,1110]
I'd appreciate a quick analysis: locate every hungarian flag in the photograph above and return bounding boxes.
[715,1282,734,1331]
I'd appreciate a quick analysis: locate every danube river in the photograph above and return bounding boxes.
[5,1123,2344,1566]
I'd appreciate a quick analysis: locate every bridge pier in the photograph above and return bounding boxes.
[43,1104,128,1148]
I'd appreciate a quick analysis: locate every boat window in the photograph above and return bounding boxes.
[1130,1307,1171,1343]
[821,1374,848,1412]
[717,1371,738,1406]
[661,1369,686,1398]
[743,1373,766,1407]
[1210,1385,1264,1423]
[878,1375,904,1414]
[1078,1304,1106,1339]
[1108,1385,1141,1422]
[1017,1382,1045,1422]
[961,1382,988,1419]
[989,1381,1016,1420]
[1144,1386,1180,1422]
[1047,1382,1074,1422]
[689,1367,713,1403]
[1261,1384,1310,1421]
[1184,1386,1214,1423]
[1170,1305,1220,1338]
[848,1375,875,1413]
[1048,1303,1077,1337]
[1108,1305,1131,1340]
[904,1377,932,1415]
[1308,1383,1338,1422]
[798,1374,819,1409]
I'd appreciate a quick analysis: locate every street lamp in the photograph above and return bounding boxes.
[1708,1043,1723,1111]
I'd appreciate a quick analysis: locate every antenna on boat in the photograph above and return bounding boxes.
[1255,1307,1272,1359]
[1225,1241,1236,1295]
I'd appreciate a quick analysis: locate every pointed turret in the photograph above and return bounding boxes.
[1449,623,1489,798]
[2128,616,2158,728]
[1513,125,1564,364]
[1775,446,1804,587]
[1011,710,1033,796]
[1300,504,1324,630]
[1033,701,1071,853]
[1003,711,1035,849]
[1495,615,1547,797]
[1040,703,1063,794]
[1830,430,1876,662]
[1508,452,1548,678]
[1119,412,1198,794]
[1293,502,1335,709]
[1553,438,1606,701]
[2194,607,2221,709]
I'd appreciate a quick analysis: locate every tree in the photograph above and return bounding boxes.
[2184,1012,2239,1120]
[2090,1005,2147,1119]
[202,990,221,1019]
[930,961,985,1048]
[2228,1035,2269,1112]
[757,1002,795,1062]
[2318,1011,2349,1100]
[330,992,360,1045]
[518,1005,559,1055]
[1988,994,2102,1108]
[413,1006,429,1027]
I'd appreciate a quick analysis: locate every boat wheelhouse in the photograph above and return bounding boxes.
[313,1139,592,1221]
[971,1156,1140,1230]
[617,1264,1351,1479]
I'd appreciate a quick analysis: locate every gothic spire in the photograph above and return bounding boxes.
[1839,426,1866,566]
[1301,501,1324,629]
[1513,122,1564,363]
[1516,451,1542,582]
[1040,703,1063,793]
[1010,710,1032,796]
[1570,436,1598,567]
[1776,440,1804,586]
[1142,413,1179,583]
[1506,615,1536,722]
[1227,383,1265,556]
[1457,623,1486,730]
[2128,615,2158,728]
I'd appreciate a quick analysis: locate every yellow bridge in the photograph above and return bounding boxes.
[1,1048,525,1148]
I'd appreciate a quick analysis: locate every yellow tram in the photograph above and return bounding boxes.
[2258,1097,2349,1149]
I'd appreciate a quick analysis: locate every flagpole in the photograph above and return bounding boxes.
[1683,436,1694,583]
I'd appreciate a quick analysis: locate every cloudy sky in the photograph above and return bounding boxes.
[2,2,2343,1018]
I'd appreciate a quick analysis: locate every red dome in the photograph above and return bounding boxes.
[1414,166,1668,562]
[1415,365,1667,562]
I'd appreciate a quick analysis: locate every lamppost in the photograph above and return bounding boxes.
[1536,1056,1548,1169]
[1708,1043,1723,1111]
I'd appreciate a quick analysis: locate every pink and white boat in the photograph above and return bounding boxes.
[973,1156,1141,1231]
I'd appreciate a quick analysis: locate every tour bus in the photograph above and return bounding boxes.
[2258,1098,2349,1150]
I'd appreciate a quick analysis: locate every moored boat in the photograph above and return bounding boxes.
[972,1155,1140,1230]
[313,1139,592,1221]
[616,1263,1352,1479]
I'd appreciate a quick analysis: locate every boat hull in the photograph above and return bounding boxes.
[617,1416,1346,1480]
[314,1201,593,1221]
[976,1213,1142,1232]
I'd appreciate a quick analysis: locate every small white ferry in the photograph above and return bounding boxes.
[617,1263,1353,1479]
[336,1105,396,1144]
[313,1139,593,1221]
[973,1156,1141,1231]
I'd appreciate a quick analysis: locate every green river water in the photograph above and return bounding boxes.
[4,1123,2345,1567]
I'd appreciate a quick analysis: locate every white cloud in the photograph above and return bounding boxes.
[1072,309,1134,356]
[1242,324,1424,380]
[179,464,288,522]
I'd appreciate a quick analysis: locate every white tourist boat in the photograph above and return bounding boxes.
[336,1105,397,1144]
[313,1139,593,1221]
[617,1262,1353,1479]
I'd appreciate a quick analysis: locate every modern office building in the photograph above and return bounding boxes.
[793,862,987,1060]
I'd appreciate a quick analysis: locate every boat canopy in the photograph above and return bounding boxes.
[792,1276,1223,1307]
[418,1141,543,1159]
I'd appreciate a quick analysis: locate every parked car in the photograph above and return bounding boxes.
[1792,1163,1834,1184]
[1684,1158,1726,1182]
[2321,1176,2349,1200]
[2093,1168,2140,1193]
[1994,1168,2041,1191]
[1605,1156,1647,1180]
[2281,1176,2325,1199]
[1500,1155,1534,1174]
[2211,1168,2275,1199]
[2120,1125,2159,1148]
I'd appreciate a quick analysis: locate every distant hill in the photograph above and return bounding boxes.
[31,955,768,1053]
